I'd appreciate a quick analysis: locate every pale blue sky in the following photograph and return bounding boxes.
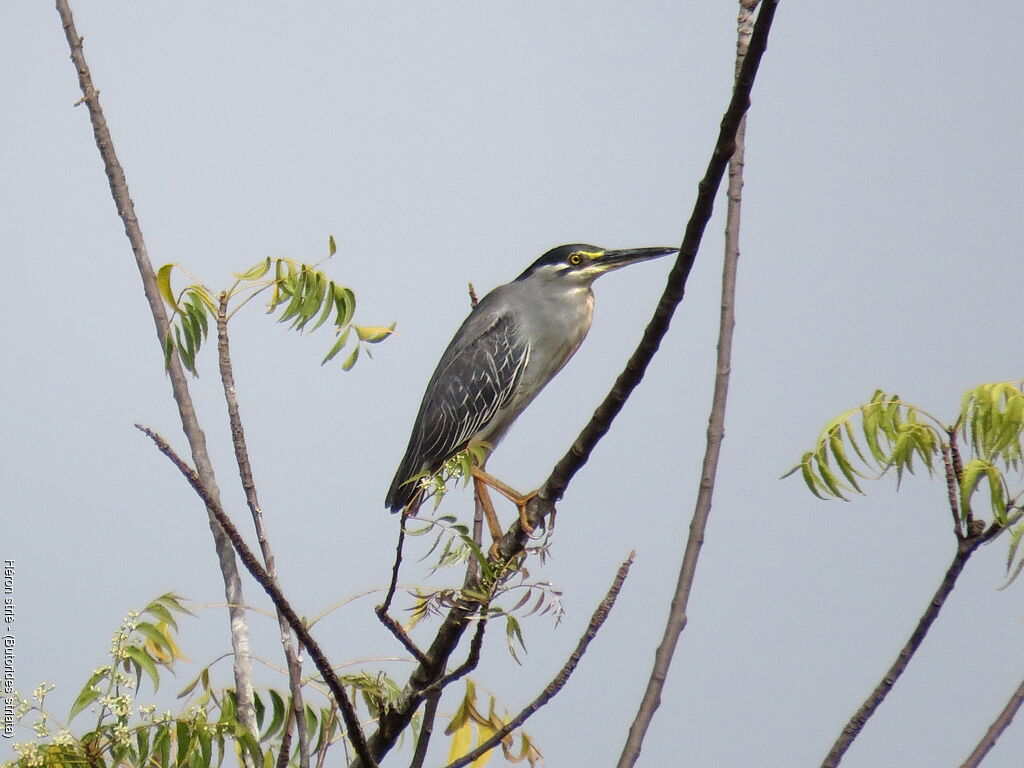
[4,3,1024,766]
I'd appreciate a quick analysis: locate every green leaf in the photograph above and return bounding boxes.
[355,323,396,343]
[814,445,849,499]
[144,600,177,629]
[124,644,161,691]
[155,723,172,765]
[177,720,193,764]
[798,457,829,500]
[69,670,106,721]
[321,326,351,365]
[177,666,209,700]
[136,727,151,764]
[135,621,170,655]
[264,689,285,741]
[233,257,272,282]
[505,615,526,664]
[329,235,337,257]
[333,285,356,328]
[340,344,360,372]
[959,459,990,520]
[309,284,338,332]
[157,264,181,311]
[828,429,863,493]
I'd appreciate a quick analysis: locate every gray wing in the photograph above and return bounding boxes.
[386,308,530,513]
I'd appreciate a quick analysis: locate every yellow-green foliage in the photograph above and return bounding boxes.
[788,383,1024,577]
[157,236,394,376]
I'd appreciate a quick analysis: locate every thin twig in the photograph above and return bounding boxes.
[358,6,781,762]
[136,424,378,768]
[374,608,430,666]
[442,554,634,768]
[374,518,429,664]
[942,442,963,538]
[421,619,488,698]
[54,0,258,743]
[408,693,441,768]
[949,428,972,530]
[616,3,757,764]
[275,707,294,768]
[217,294,310,768]
[380,521,407,614]
[959,675,1024,768]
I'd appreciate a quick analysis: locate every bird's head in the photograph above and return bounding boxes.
[514,243,678,285]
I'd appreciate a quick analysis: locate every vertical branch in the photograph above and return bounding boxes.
[942,442,963,538]
[54,0,257,743]
[614,3,756,766]
[217,295,310,768]
[959,676,1024,768]
[407,693,440,768]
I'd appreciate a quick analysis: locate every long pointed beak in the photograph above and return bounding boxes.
[592,246,678,273]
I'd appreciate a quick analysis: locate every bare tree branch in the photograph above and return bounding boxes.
[407,693,440,768]
[421,619,488,698]
[275,708,295,768]
[136,424,378,768]
[216,295,310,768]
[942,441,964,539]
[54,0,258,742]
[374,608,430,667]
[820,530,999,768]
[357,5,781,764]
[615,4,758,764]
[442,554,634,768]
[380,520,408,615]
[959,675,1024,768]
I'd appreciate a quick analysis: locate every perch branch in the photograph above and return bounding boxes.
[356,4,781,764]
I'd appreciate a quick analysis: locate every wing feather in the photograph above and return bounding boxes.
[386,308,530,512]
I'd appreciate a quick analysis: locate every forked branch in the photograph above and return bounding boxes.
[136,425,377,768]
[442,554,634,768]
[54,0,258,742]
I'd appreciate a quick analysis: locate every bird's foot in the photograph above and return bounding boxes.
[516,491,539,536]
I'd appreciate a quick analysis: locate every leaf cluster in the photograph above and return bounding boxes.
[789,384,1024,577]
[406,446,490,514]
[405,514,562,664]
[157,237,394,375]
[785,390,942,501]
[2,594,405,768]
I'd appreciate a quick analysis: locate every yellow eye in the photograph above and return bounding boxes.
[568,252,582,266]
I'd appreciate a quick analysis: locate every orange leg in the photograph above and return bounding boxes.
[472,475,505,543]
[471,467,538,535]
